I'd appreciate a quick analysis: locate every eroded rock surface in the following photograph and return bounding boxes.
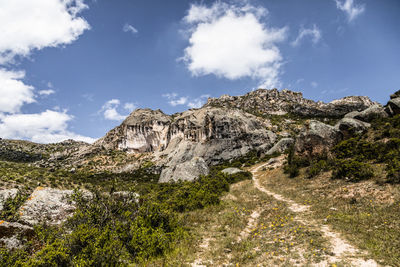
[159,157,209,183]
[19,187,75,225]
[335,118,370,139]
[345,104,388,122]
[265,138,294,155]
[221,168,244,175]
[295,120,342,156]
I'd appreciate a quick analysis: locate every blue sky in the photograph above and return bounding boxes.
[0,0,399,143]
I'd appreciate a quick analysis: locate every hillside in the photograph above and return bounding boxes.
[1,88,400,266]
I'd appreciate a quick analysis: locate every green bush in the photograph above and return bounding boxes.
[283,145,310,178]
[307,160,329,178]
[332,159,374,182]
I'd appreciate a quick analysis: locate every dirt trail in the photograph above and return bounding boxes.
[250,161,380,267]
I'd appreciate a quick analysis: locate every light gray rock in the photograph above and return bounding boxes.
[387,98,400,116]
[266,138,294,155]
[349,105,388,122]
[19,187,75,225]
[221,167,244,175]
[335,118,370,138]
[159,157,209,183]
[295,120,342,156]
[0,189,18,211]
[0,221,34,249]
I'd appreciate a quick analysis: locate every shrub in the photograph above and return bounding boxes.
[307,160,329,178]
[283,145,310,178]
[386,158,400,184]
[332,159,374,182]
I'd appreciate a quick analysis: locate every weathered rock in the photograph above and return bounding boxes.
[206,88,376,118]
[390,90,400,99]
[19,187,75,225]
[0,221,34,249]
[295,120,342,156]
[265,138,294,155]
[0,189,18,210]
[221,167,244,175]
[345,104,388,122]
[335,118,371,139]
[386,98,400,116]
[159,157,209,183]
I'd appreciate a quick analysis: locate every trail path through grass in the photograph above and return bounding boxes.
[251,161,379,266]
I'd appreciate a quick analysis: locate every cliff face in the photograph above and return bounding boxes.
[205,89,375,117]
[96,107,276,165]
[93,89,376,182]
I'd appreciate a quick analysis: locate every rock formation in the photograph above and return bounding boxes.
[206,89,375,118]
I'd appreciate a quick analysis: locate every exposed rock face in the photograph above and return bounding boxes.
[295,120,342,156]
[221,167,244,175]
[386,97,400,116]
[98,107,276,182]
[335,118,370,139]
[345,104,388,122]
[159,157,209,183]
[390,90,400,99]
[265,138,294,155]
[19,187,75,225]
[206,89,375,118]
[96,109,171,152]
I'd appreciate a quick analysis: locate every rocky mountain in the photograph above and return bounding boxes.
[93,88,378,182]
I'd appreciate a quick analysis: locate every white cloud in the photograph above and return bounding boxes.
[0,110,96,143]
[124,102,136,111]
[0,0,90,64]
[0,0,93,143]
[311,81,318,88]
[291,25,321,47]
[335,0,365,22]
[181,2,287,88]
[123,23,138,34]
[38,89,55,96]
[163,93,209,109]
[187,95,210,109]
[101,99,134,121]
[0,69,35,113]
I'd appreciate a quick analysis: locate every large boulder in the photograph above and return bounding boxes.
[159,157,209,183]
[345,104,388,122]
[19,187,75,225]
[386,98,400,116]
[0,189,18,210]
[390,90,400,99]
[335,118,371,138]
[265,138,294,155]
[221,167,244,175]
[295,120,342,156]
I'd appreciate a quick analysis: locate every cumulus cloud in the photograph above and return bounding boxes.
[163,93,209,109]
[0,69,35,113]
[0,0,90,64]
[0,110,96,143]
[291,25,321,47]
[101,99,135,121]
[181,2,287,88]
[335,0,365,22]
[124,102,136,111]
[123,23,138,34]
[0,0,93,143]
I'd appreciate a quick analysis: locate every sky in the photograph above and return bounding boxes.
[0,0,399,143]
